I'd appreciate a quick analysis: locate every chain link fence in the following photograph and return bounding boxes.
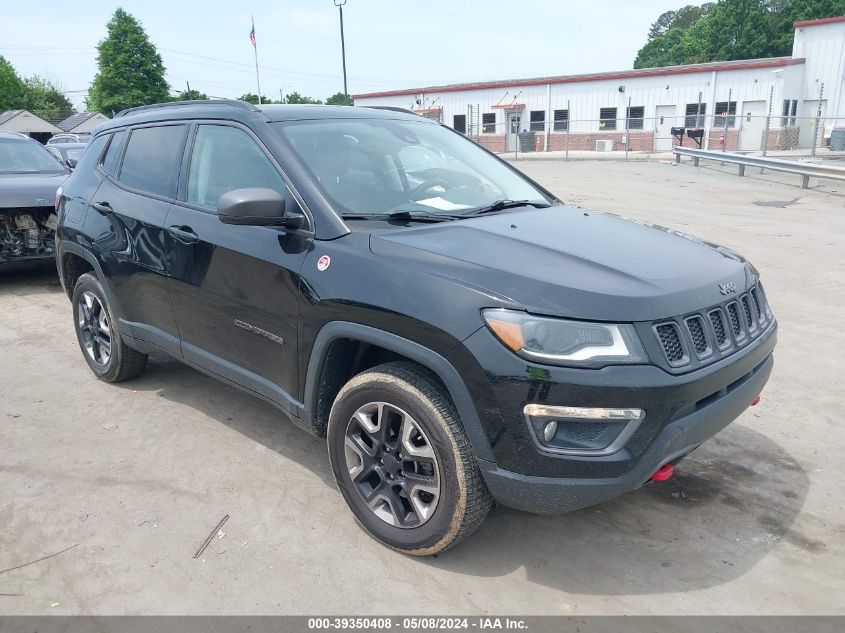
[420,107,845,161]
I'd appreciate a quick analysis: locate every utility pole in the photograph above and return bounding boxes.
[334,0,349,98]
[250,15,262,104]
[762,84,774,156]
[811,83,825,157]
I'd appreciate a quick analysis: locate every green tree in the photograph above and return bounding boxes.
[237,92,272,104]
[174,89,209,101]
[87,8,170,114]
[325,92,353,106]
[769,0,845,54]
[635,4,713,68]
[705,0,779,60]
[0,55,26,111]
[635,0,845,68]
[22,76,74,119]
[283,91,322,104]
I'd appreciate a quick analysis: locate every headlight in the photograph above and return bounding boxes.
[482,309,647,367]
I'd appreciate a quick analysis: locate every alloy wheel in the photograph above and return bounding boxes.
[344,401,441,528]
[77,291,111,366]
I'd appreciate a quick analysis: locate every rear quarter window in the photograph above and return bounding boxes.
[119,125,187,198]
[101,129,127,176]
[68,134,109,175]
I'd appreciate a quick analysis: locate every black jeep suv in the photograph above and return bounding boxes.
[55,101,776,555]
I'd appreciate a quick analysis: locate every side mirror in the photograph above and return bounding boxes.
[66,158,78,170]
[217,187,306,228]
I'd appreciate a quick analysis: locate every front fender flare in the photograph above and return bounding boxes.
[303,321,494,462]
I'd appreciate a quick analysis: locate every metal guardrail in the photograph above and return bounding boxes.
[673,146,845,189]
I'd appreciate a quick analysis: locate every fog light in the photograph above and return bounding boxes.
[523,404,645,456]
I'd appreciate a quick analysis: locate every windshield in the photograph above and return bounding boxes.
[0,138,67,174]
[272,118,550,216]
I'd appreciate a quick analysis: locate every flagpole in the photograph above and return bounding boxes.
[251,15,262,104]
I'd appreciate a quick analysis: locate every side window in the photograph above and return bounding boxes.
[187,125,287,210]
[119,125,187,198]
[101,129,126,176]
[70,134,109,175]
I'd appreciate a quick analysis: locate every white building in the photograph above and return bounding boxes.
[57,112,111,135]
[0,110,62,144]
[353,16,845,153]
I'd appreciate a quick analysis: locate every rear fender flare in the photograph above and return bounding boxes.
[58,242,124,320]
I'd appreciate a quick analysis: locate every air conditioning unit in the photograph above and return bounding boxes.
[595,140,613,152]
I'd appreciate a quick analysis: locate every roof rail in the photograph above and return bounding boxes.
[361,106,421,116]
[115,99,259,118]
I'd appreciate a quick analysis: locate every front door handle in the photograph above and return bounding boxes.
[168,225,199,244]
[92,201,113,215]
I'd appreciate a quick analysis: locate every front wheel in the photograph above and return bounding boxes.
[327,362,492,555]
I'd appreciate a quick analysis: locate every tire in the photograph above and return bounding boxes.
[71,273,147,383]
[327,361,492,555]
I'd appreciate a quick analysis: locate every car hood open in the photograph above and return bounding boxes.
[0,172,68,208]
[369,205,757,322]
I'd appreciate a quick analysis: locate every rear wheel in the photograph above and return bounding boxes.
[72,273,147,382]
[327,361,492,555]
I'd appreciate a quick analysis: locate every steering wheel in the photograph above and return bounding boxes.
[409,178,450,201]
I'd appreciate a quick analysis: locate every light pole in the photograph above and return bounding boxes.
[334,0,348,98]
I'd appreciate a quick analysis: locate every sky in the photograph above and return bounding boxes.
[1,1,708,110]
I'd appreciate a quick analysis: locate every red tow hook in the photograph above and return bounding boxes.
[751,395,761,406]
[651,463,674,482]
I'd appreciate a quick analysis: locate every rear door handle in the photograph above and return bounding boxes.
[92,201,112,215]
[168,225,199,244]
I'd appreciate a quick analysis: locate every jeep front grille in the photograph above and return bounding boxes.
[709,309,728,348]
[652,282,773,370]
[655,323,685,363]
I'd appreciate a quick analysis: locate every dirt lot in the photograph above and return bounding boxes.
[1,160,843,615]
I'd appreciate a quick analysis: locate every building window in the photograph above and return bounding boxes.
[781,99,798,127]
[553,109,569,132]
[625,106,645,130]
[599,107,617,131]
[482,112,496,134]
[714,101,737,128]
[453,114,466,134]
[685,103,706,128]
[529,110,545,132]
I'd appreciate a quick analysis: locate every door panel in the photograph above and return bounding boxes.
[167,123,311,409]
[167,207,309,410]
[506,112,521,151]
[799,100,827,148]
[82,124,188,354]
[654,105,675,151]
[739,100,766,151]
[85,177,180,354]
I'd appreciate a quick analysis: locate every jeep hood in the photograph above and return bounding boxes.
[0,172,68,208]
[368,206,756,322]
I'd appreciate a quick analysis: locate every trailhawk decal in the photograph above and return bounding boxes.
[233,319,285,345]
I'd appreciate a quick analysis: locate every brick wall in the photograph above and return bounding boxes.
[475,134,506,153]
[545,130,655,152]
[706,128,740,151]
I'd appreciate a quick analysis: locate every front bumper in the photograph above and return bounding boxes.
[449,319,776,514]
[478,351,772,513]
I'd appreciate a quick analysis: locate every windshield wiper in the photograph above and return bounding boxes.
[341,210,462,223]
[462,199,552,216]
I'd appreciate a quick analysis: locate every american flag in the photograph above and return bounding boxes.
[249,19,256,48]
